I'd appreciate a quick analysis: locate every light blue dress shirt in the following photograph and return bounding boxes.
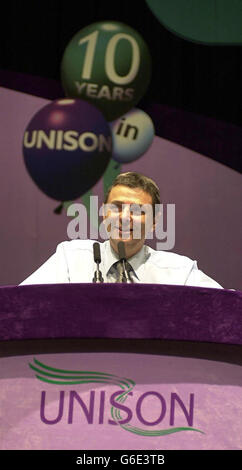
[20,239,222,288]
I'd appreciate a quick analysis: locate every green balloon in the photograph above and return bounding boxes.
[61,21,152,121]
[146,0,242,45]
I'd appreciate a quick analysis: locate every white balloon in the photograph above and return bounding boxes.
[110,108,155,163]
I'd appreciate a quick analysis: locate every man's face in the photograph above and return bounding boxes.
[103,185,155,258]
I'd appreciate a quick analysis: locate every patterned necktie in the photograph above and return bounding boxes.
[115,260,134,283]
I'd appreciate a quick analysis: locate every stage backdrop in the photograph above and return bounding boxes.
[0,85,241,289]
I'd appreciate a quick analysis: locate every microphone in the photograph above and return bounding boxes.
[117,240,126,261]
[117,241,132,283]
[92,242,104,283]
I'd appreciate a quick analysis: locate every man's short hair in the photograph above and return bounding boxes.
[104,172,161,212]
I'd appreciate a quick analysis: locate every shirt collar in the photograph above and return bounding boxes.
[103,240,149,279]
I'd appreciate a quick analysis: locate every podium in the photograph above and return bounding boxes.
[0,284,242,450]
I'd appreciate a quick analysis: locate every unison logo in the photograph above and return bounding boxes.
[29,358,204,437]
[23,130,112,152]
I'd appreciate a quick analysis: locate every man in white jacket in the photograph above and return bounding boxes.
[20,172,222,288]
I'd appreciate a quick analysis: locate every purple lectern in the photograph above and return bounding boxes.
[0,284,241,450]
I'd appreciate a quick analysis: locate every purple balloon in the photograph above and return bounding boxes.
[23,99,112,200]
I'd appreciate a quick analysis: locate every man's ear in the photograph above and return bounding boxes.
[99,203,111,236]
[143,204,157,239]
[101,203,106,222]
[153,207,162,232]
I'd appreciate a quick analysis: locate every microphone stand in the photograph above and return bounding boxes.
[92,242,104,283]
